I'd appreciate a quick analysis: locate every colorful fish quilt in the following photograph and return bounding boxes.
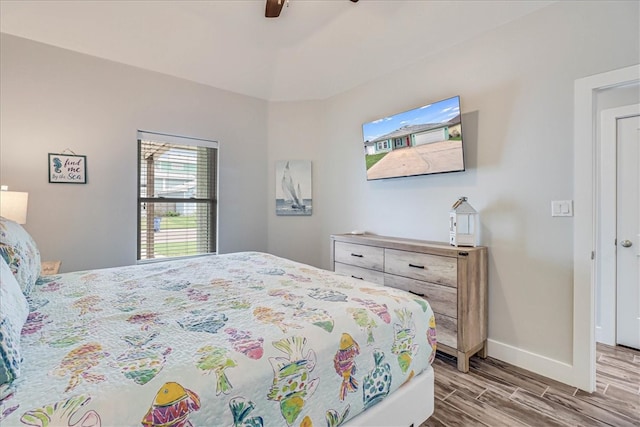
[2,252,436,426]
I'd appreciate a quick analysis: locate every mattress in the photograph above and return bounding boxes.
[1,252,436,426]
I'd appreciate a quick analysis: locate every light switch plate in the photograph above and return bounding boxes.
[551,200,573,217]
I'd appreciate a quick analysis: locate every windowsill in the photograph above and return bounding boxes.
[136,252,218,265]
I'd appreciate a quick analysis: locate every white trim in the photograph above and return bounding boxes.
[137,130,218,148]
[487,339,574,385]
[573,64,640,392]
[597,104,640,346]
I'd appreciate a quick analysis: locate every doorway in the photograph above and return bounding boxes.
[597,104,640,350]
[574,64,640,393]
[615,113,640,349]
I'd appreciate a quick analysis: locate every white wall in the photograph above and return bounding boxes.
[0,34,269,272]
[267,0,639,382]
[267,102,327,267]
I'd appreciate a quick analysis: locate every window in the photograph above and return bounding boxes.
[137,131,218,261]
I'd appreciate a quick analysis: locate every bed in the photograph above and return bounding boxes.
[0,217,436,426]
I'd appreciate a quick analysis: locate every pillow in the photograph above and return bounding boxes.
[0,216,41,296]
[0,257,30,385]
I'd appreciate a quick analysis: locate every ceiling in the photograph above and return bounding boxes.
[0,0,555,102]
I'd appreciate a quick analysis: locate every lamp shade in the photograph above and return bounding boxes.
[0,191,29,224]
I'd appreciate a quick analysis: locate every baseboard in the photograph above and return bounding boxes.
[595,325,603,344]
[487,338,576,387]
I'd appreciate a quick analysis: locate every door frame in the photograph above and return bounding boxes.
[597,104,640,346]
[574,64,640,392]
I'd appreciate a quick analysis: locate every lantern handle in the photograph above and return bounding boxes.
[452,196,467,209]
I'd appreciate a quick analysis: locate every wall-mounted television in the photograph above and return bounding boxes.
[362,95,464,180]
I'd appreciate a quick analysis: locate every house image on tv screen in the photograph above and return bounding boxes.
[364,116,461,155]
[362,96,464,180]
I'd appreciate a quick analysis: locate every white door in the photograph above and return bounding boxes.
[617,113,640,349]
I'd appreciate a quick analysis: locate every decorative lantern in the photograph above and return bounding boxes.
[449,196,478,247]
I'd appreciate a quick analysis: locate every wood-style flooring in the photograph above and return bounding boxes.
[422,343,640,426]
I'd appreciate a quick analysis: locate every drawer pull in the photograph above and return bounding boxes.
[408,290,425,297]
[351,275,364,280]
[408,263,425,269]
[351,253,364,258]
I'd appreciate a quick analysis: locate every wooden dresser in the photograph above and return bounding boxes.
[331,233,488,372]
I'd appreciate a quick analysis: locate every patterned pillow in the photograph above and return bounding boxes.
[0,257,30,385]
[0,216,41,296]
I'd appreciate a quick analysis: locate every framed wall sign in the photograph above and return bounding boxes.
[48,153,87,184]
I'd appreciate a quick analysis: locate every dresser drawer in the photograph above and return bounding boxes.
[434,312,457,349]
[334,262,385,285]
[334,242,384,271]
[385,249,457,287]
[384,274,457,318]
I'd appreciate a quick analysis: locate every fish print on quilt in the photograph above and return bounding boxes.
[1,252,436,426]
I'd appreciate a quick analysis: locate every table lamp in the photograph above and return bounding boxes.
[0,188,29,224]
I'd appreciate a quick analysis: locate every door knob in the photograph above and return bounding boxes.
[620,240,633,248]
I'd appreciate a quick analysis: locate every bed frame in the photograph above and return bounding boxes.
[344,365,435,426]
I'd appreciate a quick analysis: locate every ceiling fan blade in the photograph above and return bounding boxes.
[266,0,356,18]
[265,0,285,18]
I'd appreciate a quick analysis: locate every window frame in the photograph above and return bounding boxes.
[136,130,218,263]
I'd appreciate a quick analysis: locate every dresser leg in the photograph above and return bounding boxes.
[478,342,488,359]
[456,351,470,373]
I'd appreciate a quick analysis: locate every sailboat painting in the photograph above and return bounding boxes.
[276,160,312,216]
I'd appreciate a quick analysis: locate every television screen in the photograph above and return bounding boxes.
[362,95,464,180]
